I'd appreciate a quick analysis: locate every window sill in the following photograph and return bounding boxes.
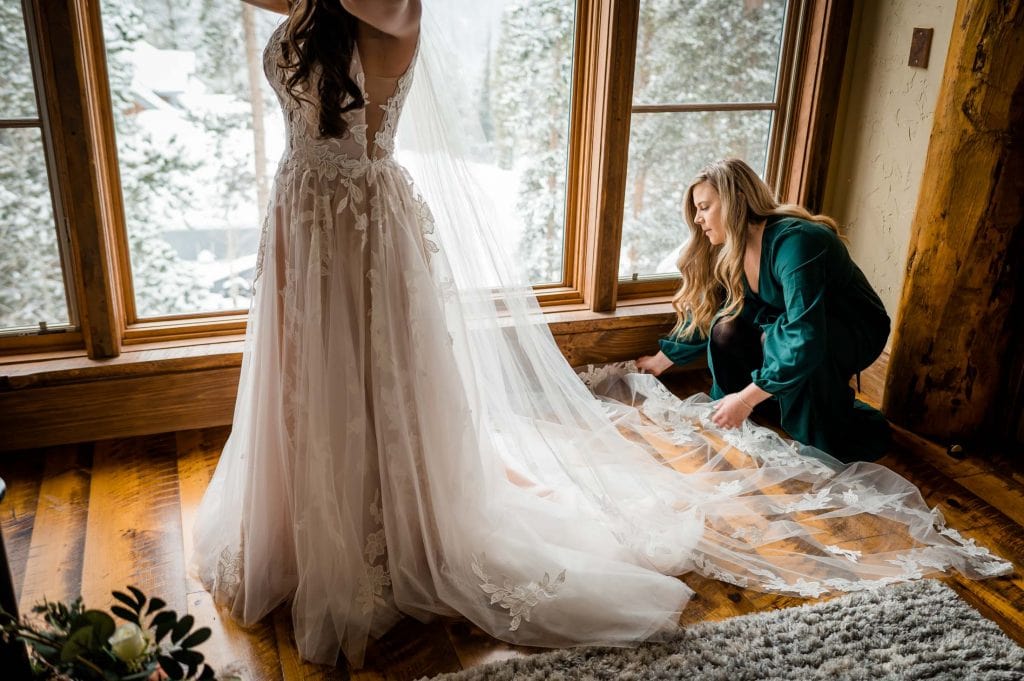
[1,302,678,391]
[0,302,685,451]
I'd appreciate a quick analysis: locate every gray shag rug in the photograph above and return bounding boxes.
[429,579,1024,681]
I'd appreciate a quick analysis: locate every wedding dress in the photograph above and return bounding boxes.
[192,11,1012,668]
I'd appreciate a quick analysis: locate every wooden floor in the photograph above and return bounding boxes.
[2,370,1023,680]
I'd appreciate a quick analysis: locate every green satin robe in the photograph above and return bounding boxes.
[658,216,891,461]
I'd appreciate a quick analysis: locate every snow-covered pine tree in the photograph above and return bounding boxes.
[101,0,214,317]
[490,0,785,282]
[0,2,69,330]
[619,0,784,278]
[492,0,575,283]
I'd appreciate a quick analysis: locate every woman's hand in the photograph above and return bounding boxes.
[636,351,674,377]
[711,393,754,429]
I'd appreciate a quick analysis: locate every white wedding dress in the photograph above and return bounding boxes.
[192,16,1012,668]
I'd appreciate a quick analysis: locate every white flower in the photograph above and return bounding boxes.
[109,622,148,664]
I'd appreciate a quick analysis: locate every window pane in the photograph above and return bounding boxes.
[0,2,39,118]
[487,0,576,284]
[618,111,771,279]
[0,128,70,331]
[100,1,284,318]
[632,0,787,105]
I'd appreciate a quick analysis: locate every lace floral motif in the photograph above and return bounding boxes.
[213,545,243,605]
[719,424,815,469]
[372,47,417,158]
[730,526,766,545]
[254,21,425,285]
[714,479,744,497]
[693,552,749,587]
[763,576,829,598]
[778,488,835,513]
[412,194,441,263]
[356,490,392,614]
[577,361,636,390]
[937,527,1013,576]
[831,484,905,514]
[824,545,862,562]
[471,555,566,631]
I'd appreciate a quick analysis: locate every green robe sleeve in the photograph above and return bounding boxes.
[658,327,708,367]
[752,231,828,396]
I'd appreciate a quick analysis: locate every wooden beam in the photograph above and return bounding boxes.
[883,0,1024,442]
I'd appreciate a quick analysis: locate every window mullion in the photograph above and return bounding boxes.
[778,0,855,210]
[583,0,640,313]
[35,0,125,358]
[23,1,79,334]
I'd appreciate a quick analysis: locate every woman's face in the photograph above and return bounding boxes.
[692,182,725,246]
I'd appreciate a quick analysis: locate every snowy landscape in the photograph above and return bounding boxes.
[1,0,784,330]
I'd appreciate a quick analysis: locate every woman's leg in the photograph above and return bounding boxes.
[709,315,783,421]
[777,316,890,462]
[709,315,763,394]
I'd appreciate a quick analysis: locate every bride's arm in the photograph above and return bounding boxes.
[240,0,289,15]
[341,0,420,38]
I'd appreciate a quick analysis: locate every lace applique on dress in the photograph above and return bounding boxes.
[471,554,566,631]
[356,490,392,614]
[213,544,243,605]
[372,49,417,158]
[412,195,441,262]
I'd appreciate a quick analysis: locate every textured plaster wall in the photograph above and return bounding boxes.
[824,0,957,318]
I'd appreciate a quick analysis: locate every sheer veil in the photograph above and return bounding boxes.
[391,0,1011,643]
[195,4,1012,668]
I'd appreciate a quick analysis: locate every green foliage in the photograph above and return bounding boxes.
[0,587,217,680]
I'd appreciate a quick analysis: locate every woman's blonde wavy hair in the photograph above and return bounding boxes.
[671,158,841,339]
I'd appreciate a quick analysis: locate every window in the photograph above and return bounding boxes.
[2,0,837,359]
[618,0,796,292]
[0,1,76,342]
[475,0,577,286]
[99,1,283,321]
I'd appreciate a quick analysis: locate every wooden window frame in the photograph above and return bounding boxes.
[0,0,84,356]
[612,0,844,307]
[2,0,850,361]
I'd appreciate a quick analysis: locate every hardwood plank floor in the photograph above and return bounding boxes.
[1,369,1021,679]
[17,445,89,610]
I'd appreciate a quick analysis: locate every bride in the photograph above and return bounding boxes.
[193,0,1012,667]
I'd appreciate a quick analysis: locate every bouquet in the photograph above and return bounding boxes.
[0,586,217,680]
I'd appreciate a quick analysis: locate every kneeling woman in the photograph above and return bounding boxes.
[638,158,891,461]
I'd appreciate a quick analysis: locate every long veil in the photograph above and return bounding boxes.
[391,0,1011,651]
[194,4,1012,669]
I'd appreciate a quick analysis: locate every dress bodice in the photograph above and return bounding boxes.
[262,22,417,170]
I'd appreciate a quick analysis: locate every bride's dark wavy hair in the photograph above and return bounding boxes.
[279,0,365,138]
